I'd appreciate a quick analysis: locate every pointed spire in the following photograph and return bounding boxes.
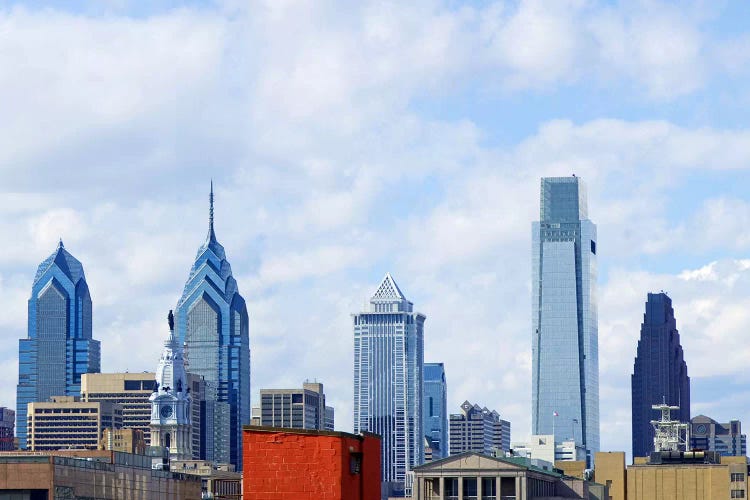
[207,180,216,242]
[58,238,64,249]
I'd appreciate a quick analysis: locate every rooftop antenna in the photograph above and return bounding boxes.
[651,397,689,452]
[209,180,215,237]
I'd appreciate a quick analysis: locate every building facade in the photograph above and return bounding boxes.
[424,363,448,460]
[27,396,122,451]
[243,427,381,500]
[100,428,146,454]
[0,408,14,451]
[17,241,101,449]
[353,273,425,497]
[511,435,586,464]
[532,176,599,463]
[259,381,331,430]
[449,401,511,457]
[150,311,192,461]
[690,416,746,457]
[175,184,250,468]
[631,292,690,460]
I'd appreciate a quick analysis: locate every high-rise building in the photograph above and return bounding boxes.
[423,362,448,460]
[353,273,425,497]
[150,311,193,461]
[531,176,599,463]
[631,292,690,459]
[27,396,122,451]
[325,405,335,431]
[175,184,250,468]
[259,381,331,431]
[449,401,510,456]
[0,408,15,451]
[16,241,101,449]
[690,416,746,457]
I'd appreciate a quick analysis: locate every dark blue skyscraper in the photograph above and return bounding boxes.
[175,184,250,468]
[423,362,447,460]
[16,241,101,449]
[631,292,690,459]
[532,176,599,463]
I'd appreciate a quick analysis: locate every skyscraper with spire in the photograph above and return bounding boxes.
[353,273,425,497]
[175,183,250,467]
[16,241,101,449]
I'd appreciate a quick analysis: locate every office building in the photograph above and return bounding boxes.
[511,434,586,464]
[449,401,510,457]
[0,450,201,498]
[243,426,381,500]
[175,184,250,468]
[26,396,122,451]
[690,416,746,457]
[17,241,101,449]
[150,311,192,461]
[100,427,146,454]
[0,408,14,451]
[325,405,335,431]
[532,176,599,463]
[631,292,690,459]
[259,381,331,430]
[423,362,448,460]
[353,273,425,497]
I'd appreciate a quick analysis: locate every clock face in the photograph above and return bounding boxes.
[160,405,173,419]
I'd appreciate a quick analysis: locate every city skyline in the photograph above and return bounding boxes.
[2,0,750,464]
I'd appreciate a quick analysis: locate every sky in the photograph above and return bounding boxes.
[1,0,750,459]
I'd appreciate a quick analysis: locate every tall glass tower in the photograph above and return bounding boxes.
[353,273,425,497]
[16,241,101,449]
[631,292,690,459]
[423,362,448,460]
[531,176,599,463]
[175,184,250,468]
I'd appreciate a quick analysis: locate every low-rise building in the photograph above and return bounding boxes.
[27,396,122,451]
[171,459,241,500]
[243,426,381,500]
[412,452,604,499]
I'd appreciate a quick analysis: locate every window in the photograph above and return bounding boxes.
[732,473,745,482]
[591,240,596,254]
[731,490,745,499]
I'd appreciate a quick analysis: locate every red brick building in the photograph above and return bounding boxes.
[243,426,381,500]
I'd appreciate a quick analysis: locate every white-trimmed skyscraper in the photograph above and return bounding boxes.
[353,273,425,497]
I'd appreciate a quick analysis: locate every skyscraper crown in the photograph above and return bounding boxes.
[33,240,86,286]
[540,176,588,222]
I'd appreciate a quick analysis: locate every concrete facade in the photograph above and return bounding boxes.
[0,450,200,498]
[243,426,381,500]
[100,427,146,454]
[690,415,747,457]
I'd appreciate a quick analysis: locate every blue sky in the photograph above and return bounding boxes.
[1,0,750,459]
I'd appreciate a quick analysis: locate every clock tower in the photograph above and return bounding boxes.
[150,310,192,461]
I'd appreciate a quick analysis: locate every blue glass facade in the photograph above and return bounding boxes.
[16,241,101,449]
[532,177,599,464]
[175,185,250,468]
[631,292,690,459]
[353,273,425,497]
[423,362,447,460]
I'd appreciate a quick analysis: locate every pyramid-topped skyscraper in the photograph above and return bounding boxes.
[175,183,250,468]
[353,273,425,497]
[17,241,101,449]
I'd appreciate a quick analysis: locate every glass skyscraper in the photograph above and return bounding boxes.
[423,362,448,460]
[353,273,425,497]
[175,184,250,468]
[531,176,599,463]
[16,241,101,449]
[631,292,690,459]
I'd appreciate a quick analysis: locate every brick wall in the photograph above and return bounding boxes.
[243,427,380,500]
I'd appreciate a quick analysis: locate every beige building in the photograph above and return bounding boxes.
[27,396,122,451]
[171,459,241,500]
[594,450,748,500]
[0,450,200,498]
[100,427,146,454]
[81,371,205,454]
[412,452,602,499]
